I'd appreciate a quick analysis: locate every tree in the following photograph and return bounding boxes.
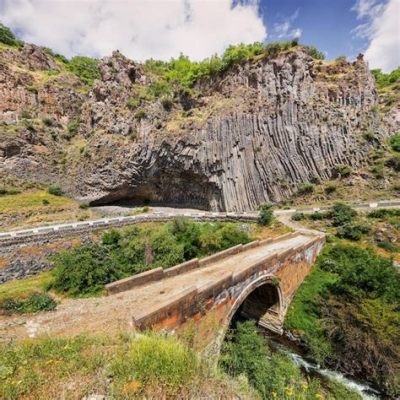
[258,203,274,226]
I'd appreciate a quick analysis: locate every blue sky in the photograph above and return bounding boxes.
[0,0,399,71]
[261,0,367,59]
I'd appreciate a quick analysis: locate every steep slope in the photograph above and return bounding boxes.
[0,42,397,211]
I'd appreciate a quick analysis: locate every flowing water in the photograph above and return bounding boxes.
[287,351,381,400]
[266,335,382,400]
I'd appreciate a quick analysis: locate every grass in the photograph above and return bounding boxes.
[0,272,53,303]
[0,190,98,229]
[0,333,254,400]
[284,266,336,335]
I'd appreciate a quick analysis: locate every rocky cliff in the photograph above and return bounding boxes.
[0,43,397,211]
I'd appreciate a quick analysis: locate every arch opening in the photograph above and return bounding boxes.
[229,279,284,334]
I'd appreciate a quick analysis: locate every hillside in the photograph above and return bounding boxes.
[1,30,399,212]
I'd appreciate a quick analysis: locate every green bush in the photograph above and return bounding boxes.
[324,182,337,194]
[389,132,400,152]
[65,120,79,139]
[220,321,322,399]
[126,97,140,110]
[309,211,329,221]
[297,182,314,195]
[47,184,62,196]
[377,240,399,253]
[102,229,121,247]
[371,68,400,89]
[1,292,56,314]
[258,203,274,226]
[329,203,357,226]
[109,333,198,395]
[368,208,400,219]
[319,244,399,302]
[336,223,370,241]
[334,164,352,177]
[42,117,55,127]
[50,221,250,296]
[0,23,22,47]
[303,45,325,60]
[135,108,146,120]
[291,212,306,221]
[51,244,122,296]
[385,154,400,171]
[67,56,100,86]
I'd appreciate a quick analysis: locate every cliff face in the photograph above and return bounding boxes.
[0,44,394,211]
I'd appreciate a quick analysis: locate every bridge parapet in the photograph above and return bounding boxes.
[121,232,325,342]
[105,232,302,295]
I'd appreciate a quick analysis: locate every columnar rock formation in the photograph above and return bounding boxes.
[0,44,393,210]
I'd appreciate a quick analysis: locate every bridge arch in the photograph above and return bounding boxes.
[226,274,284,333]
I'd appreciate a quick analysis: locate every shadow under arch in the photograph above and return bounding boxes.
[225,274,284,332]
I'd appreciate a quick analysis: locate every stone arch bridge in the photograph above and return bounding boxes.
[0,230,325,348]
[105,230,325,350]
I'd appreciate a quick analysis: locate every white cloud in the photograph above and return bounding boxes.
[352,0,400,71]
[272,9,302,39]
[0,0,267,61]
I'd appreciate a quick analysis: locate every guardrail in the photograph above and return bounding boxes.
[0,200,399,244]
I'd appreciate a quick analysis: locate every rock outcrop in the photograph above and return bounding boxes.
[0,45,396,211]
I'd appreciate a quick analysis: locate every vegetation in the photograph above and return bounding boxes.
[1,292,56,315]
[0,23,22,47]
[389,132,400,152]
[51,220,250,296]
[110,333,199,396]
[371,67,400,89]
[297,182,314,195]
[285,243,400,396]
[258,203,274,226]
[220,320,359,399]
[0,333,253,399]
[66,56,100,86]
[47,184,63,196]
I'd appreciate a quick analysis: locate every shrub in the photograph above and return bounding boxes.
[319,244,399,302]
[127,97,140,110]
[78,202,89,209]
[309,211,329,221]
[324,182,337,194]
[67,56,100,86]
[220,321,322,399]
[42,199,49,205]
[135,109,146,120]
[291,212,306,221]
[385,154,400,171]
[303,45,325,60]
[329,203,357,226]
[297,182,314,195]
[334,164,352,177]
[66,120,79,138]
[389,133,400,152]
[51,244,122,296]
[160,95,174,110]
[47,184,63,196]
[371,163,385,179]
[42,117,55,127]
[0,23,22,47]
[362,131,376,142]
[371,68,400,89]
[1,292,56,314]
[258,203,274,226]
[368,208,400,219]
[336,223,370,241]
[20,110,32,119]
[377,240,398,253]
[109,333,199,395]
